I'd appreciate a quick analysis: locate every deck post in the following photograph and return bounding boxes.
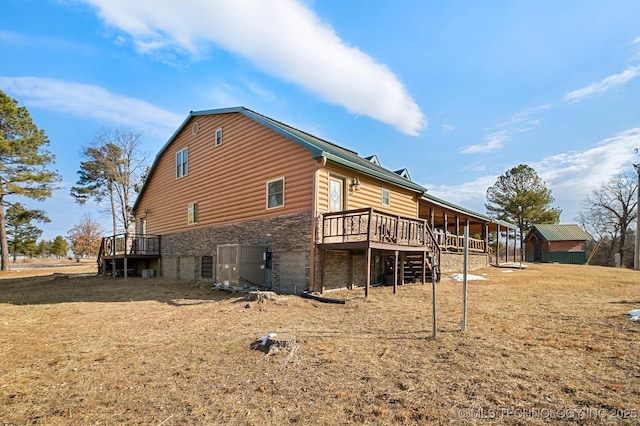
[393,250,399,294]
[123,233,128,279]
[399,252,405,286]
[320,249,326,294]
[422,250,426,285]
[365,247,371,298]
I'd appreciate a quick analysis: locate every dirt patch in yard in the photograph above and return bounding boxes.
[1,263,639,424]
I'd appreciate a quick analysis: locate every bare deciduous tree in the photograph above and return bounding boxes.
[578,170,638,267]
[71,127,149,235]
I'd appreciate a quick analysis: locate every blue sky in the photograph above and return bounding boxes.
[1,0,640,240]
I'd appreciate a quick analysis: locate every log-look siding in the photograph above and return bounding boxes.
[137,113,316,235]
[317,165,418,218]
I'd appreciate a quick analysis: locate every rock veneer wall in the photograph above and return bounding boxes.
[160,211,312,294]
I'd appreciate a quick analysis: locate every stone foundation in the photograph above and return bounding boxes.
[160,212,312,294]
[439,251,489,273]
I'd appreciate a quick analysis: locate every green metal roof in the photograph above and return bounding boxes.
[235,108,428,193]
[530,224,592,241]
[132,106,514,233]
[134,106,427,215]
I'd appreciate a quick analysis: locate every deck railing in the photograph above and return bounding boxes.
[432,231,486,253]
[321,208,486,254]
[99,233,161,257]
[321,208,440,254]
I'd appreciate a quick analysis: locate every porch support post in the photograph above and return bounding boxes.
[399,252,405,286]
[123,233,128,280]
[483,224,488,253]
[422,250,426,285]
[320,249,326,294]
[365,247,371,298]
[393,250,399,294]
[496,224,501,265]
[504,229,509,262]
[443,213,448,250]
[430,207,435,228]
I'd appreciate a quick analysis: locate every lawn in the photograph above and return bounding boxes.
[0,263,639,425]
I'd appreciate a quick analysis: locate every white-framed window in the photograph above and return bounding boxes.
[381,188,390,206]
[266,177,284,209]
[188,202,198,224]
[176,148,188,178]
[215,127,223,146]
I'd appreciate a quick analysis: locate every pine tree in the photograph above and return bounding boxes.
[486,164,561,259]
[6,203,50,260]
[71,128,148,235]
[0,91,61,270]
[50,235,69,258]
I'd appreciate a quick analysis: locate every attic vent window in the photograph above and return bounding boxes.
[215,128,223,146]
[192,122,199,135]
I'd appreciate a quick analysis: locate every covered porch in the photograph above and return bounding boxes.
[419,193,519,264]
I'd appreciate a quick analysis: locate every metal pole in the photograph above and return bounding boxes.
[462,226,468,332]
[634,163,640,270]
[431,255,437,339]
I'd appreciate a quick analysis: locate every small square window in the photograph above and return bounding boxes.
[267,177,284,209]
[215,128,223,146]
[188,202,198,224]
[381,188,390,206]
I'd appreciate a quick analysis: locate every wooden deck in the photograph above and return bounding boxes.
[320,208,439,252]
[97,233,161,277]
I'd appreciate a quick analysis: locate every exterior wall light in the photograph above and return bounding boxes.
[351,177,361,191]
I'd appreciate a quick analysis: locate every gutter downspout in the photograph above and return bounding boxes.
[309,155,327,293]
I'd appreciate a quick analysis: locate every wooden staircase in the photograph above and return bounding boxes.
[401,253,440,283]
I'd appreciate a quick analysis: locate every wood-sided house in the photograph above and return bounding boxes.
[97,107,517,294]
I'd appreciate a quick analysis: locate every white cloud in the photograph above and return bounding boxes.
[534,127,640,191]
[461,130,509,154]
[0,76,183,137]
[461,104,549,154]
[74,0,426,135]
[563,65,640,102]
[442,124,455,133]
[425,174,497,214]
[428,127,640,223]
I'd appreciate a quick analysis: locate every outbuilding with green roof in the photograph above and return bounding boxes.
[525,224,593,264]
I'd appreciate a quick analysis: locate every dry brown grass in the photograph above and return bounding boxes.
[1,263,639,425]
